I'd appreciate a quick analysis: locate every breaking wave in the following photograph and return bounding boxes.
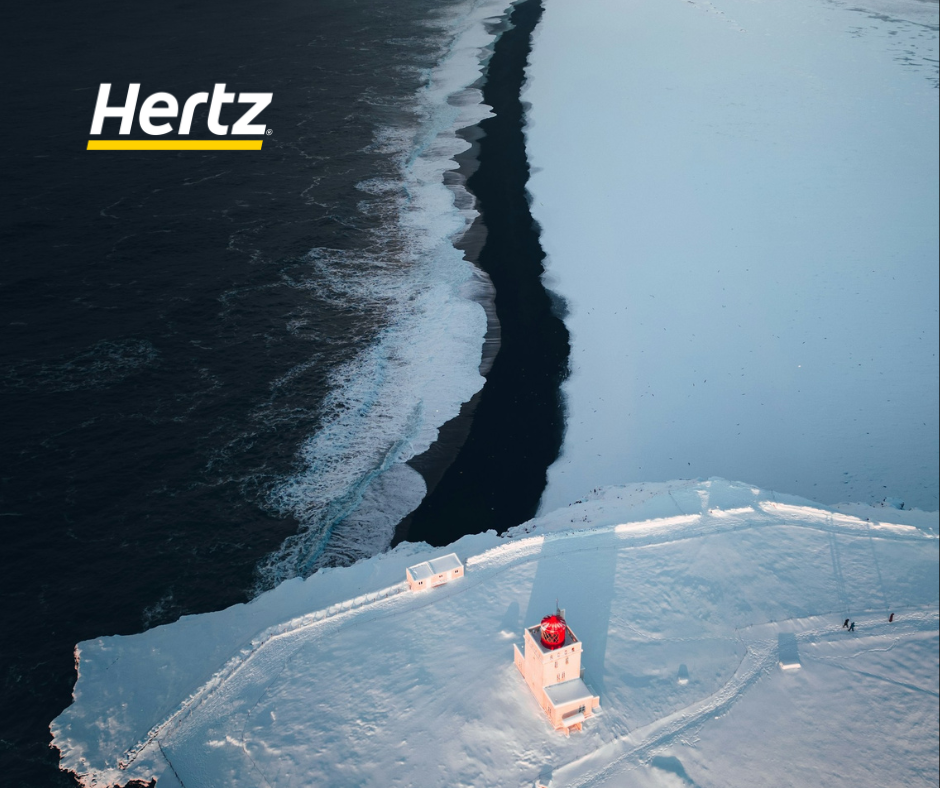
[256,0,518,589]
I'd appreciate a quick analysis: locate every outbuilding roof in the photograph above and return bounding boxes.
[407,552,463,581]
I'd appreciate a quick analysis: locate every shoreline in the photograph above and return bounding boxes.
[395,0,569,548]
[394,121,498,533]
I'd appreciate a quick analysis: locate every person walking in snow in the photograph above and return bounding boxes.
[843,618,850,628]
[848,621,855,632]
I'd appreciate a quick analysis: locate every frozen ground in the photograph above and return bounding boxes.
[524,0,940,512]
[52,479,938,787]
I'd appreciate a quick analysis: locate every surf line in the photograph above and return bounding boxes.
[396,0,569,547]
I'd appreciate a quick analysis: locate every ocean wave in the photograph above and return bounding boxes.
[255,0,518,589]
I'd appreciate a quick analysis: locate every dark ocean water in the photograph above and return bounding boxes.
[3,1,529,784]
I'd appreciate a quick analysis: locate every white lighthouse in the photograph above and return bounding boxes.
[513,608,600,733]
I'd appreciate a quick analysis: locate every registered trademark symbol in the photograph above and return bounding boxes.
[266,129,273,136]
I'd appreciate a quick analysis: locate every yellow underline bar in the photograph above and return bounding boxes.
[87,139,264,151]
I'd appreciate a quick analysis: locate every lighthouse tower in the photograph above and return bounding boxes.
[513,608,600,733]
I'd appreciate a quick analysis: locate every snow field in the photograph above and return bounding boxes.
[524,0,939,512]
[52,480,938,787]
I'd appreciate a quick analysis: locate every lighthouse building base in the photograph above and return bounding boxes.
[513,622,600,734]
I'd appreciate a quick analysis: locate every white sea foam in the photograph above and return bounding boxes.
[257,0,520,588]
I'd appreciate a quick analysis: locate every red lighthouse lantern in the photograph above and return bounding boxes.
[540,614,567,649]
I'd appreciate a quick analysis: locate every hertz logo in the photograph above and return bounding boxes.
[88,84,272,151]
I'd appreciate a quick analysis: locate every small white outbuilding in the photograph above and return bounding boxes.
[406,553,464,592]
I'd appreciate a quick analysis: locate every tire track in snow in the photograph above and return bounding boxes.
[554,612,939,788]
[558,641,775,788]
[827,524,851,619]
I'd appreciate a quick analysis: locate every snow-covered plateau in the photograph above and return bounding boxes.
[52,479,938,787]
[526,0,939,512]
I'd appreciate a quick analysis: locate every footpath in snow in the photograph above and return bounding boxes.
[52,479,938,787]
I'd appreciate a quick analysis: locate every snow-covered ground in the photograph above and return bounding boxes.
[52,479,938,787]
[525,0,939,513]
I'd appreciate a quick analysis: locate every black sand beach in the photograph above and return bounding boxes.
[397,0,570,547]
